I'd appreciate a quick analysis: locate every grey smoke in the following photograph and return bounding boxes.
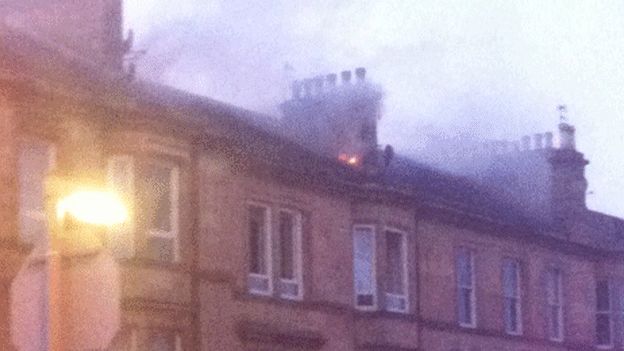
[125,0,624,218]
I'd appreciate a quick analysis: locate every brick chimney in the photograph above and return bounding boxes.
[549,122,589,219]
[479,122,589,224]
[1,0,127,71]
[280,68,383,169]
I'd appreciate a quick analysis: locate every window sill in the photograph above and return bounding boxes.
[245,290,307,303]
[458,322,477,329]
[119,257,186,271]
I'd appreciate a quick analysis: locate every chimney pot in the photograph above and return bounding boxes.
[303,79,313,97]
[534,133,544,149]
[502,140,512,153]
[544,132,554,148]
[493,140,503,154]
[292,80,302,99]
[341,70,352,84]
[355,67,366,82]
[558,123,576,150]
[326,73,337,87]
[521,135,531,150]
[313,76,324,94]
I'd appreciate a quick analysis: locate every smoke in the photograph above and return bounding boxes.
[124,0,624,217]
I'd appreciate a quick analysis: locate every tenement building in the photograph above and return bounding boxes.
[1,1,624,351]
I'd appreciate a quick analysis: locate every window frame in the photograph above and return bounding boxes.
[353,224,378,311]
[276,208,303,301]
[456,246,477,328]
[546,267,564,342]
[595,279,614,349]
[246,202,273,296]
[383,227,409,313]
[142,160,180,262]
[107,155,136,259]
[502,258,523,335]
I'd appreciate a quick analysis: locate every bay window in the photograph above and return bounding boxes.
[107,156,180,262]
[141,162,180,262]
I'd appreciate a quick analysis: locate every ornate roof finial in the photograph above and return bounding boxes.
[558,104,568,123]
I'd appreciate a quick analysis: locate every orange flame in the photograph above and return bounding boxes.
[339,153,360,167]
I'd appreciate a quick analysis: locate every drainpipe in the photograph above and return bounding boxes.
[415,212,423,351]
[190,137,202,350]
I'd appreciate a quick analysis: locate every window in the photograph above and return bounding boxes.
[247,205,272,295]
[596,280,613,348]
[353,225,376,309]
[107,156,135,258]
[277,210,303,300]
[502,259,522,335]
[140,162,180,262]
[384,229,408,312]
[546,268,564,341]
[107,157,180,262]
[18,140,55,245]
[456,247,476,327]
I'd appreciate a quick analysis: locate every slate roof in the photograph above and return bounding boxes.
[3,22,623,251]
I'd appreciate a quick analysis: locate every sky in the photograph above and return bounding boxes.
[124,0,624,218]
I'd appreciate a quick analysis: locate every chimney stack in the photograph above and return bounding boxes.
[341,70,352,84]
[2,0,125,70]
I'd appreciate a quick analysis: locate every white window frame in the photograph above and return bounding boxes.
[596,279,613,349]
[456,247,477,328]
[502,258,522,335]
[277,209,303,300]
[353,224,377,311]
[247,203,273,296]
[106,155,136,258]
[144,161,180,263]
[383,228,408,313]
[546,267,564,342]
[17,139,56,244]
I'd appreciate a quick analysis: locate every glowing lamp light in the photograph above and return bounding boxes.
[56,190,128,226]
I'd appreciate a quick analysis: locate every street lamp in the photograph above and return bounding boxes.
[12,172,129,351]
[46,176,128,351]
[56,190,128,226]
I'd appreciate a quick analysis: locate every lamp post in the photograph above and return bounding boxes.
[44,173,128,351]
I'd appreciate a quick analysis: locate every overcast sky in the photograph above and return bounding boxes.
[124,0,624,218]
